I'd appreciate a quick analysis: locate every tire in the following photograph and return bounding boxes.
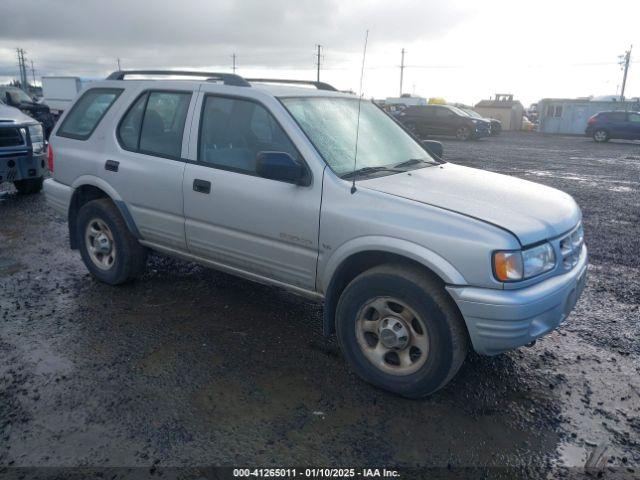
[335,264,469,398]
[13,177,43,194]
[593,129,609,142]
[455,126,471,141]
[77,198,148,285]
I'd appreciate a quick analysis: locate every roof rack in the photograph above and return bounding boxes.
[246,78,337,91]
[106,70,250,87]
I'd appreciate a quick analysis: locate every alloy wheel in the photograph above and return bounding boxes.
[355,296,430,376]
[85,218,116,270]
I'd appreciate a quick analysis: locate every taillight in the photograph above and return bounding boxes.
[47,144,54,173]
[587,116,597,126]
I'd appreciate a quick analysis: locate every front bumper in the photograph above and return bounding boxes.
[0,150,47,183]
[447,245,588,355]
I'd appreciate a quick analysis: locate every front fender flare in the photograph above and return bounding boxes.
[318,236,467,336]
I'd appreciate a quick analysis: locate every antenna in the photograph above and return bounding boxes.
[350,30,369,195]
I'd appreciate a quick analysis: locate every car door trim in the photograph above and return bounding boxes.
[138,239,323,301]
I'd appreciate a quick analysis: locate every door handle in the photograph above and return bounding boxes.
[193,179,211,194]
[105,160,119,172]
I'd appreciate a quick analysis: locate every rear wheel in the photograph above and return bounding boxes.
[336,264,469,398]
[13,177,43,194]
[455,126,471,141]
[593,129,609,142]
[77,199,148,285]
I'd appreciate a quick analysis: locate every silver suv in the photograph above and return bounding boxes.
[44,70,587,397]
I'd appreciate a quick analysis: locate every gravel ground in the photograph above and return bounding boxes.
[0,132,638,478]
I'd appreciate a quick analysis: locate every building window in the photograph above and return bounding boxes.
[546,105,563,118]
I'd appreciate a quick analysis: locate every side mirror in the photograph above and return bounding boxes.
[256,151,307,185]
[421,140,443,158]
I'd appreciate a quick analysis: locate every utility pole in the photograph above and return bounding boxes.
[30,60,36,87]
[399,48,406,97]
[619,45,632,102]
[315,45,322,82]
[117,58,122,71]
[16,48,28,90]
[231,53,237,73]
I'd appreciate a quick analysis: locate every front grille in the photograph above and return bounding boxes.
[559,224,584,270]
[0,127,25,148]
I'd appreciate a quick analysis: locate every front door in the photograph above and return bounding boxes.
[182,93,322,290]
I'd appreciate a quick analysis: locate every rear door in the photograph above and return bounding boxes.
[182,90,322,290]
[108,85,196,250]
[626,112,640,139]
[604,112,628,139]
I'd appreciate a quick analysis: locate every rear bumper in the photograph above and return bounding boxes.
[447,245,588,355]
[43,178,73,217]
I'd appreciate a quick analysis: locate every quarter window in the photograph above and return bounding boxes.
[57,88,122,140]
[117,91,192,159]
[199,96,300,175]
[627,113,640,123]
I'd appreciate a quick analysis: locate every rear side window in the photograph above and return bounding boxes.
[117,91,192,159]
[604,112,627,122]
[198,96,300,176]
[629,113,640,123]
[57,88,122,140]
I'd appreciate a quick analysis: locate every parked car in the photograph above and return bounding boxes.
[460,107,502,135]
[397,104,491,140]
[0,103,47,193]
[44,70,587,398]
[585,111,640,142]
[0,86,55,138]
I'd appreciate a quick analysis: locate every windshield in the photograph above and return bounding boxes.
[463,109,482,119]
[281,97,436,176]
[4,88,33,103]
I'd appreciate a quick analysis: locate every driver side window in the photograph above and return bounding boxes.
[198,96,300,175]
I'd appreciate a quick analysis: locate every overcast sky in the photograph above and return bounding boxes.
[1,0,638,106]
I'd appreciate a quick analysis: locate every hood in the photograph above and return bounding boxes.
[0,104,35,124]
[360,163,581,246]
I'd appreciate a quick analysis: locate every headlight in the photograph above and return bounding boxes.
[28,124,44,154]
[493,242,556,282]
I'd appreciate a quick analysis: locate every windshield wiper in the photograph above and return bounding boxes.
[393,158,438,169]
[341,166,404,179]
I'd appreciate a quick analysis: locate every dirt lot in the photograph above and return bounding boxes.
[1,132,638,478]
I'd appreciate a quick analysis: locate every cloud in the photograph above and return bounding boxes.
[0,0,469,78]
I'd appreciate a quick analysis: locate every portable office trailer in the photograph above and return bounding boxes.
[538,98,640,135]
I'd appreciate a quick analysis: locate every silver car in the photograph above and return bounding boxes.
[44,71,587,397]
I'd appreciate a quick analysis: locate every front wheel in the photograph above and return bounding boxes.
[593,129,609,142]
[14,177,43,194]
[455,126,471,141]
[77,199,148,285]
[336,264,469,398]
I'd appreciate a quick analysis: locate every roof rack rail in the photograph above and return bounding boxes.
[106,70,251,87]
[246,78,337,91]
